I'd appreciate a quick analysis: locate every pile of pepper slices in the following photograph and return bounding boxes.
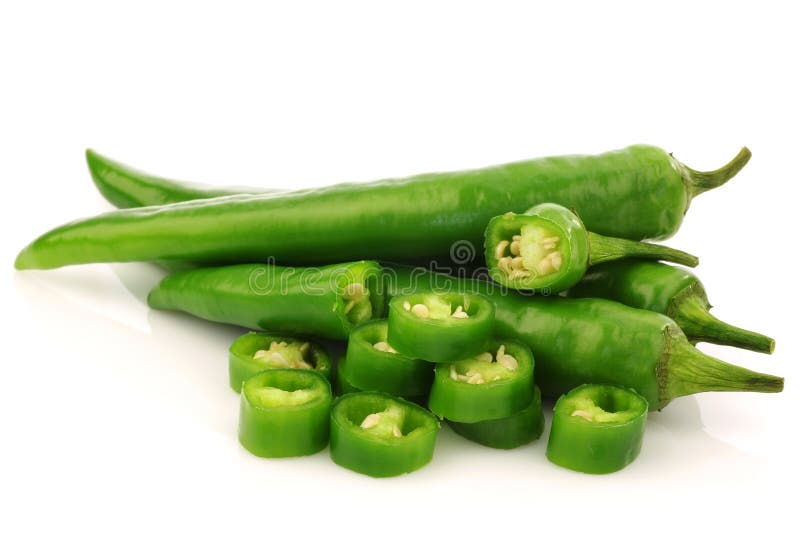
[15,145,783,476]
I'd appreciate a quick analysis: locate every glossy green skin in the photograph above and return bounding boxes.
[18,145,689,269]
[330,392,439,477]
[428,339,535,423]
[148,261,384,340]
[485,203,590,292]
[335,359,361,396]
[229,332,332,393]
[448,385,544,449]
[238,370,332,458]
[86,149,276,208]
[345,321,433,397]
[546,384,648,474]
[387,293,495,363]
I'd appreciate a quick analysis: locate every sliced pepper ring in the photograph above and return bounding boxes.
[345,320,433,397]
[387,291,495,362]
[330,392,439,477]
[229,332,332,393]
[546,384,648,474]
[448,385,544,449]
[238,369,332,458]
[427,339,534,423]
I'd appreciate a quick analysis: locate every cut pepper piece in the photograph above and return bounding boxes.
[448,386,544,449]
[238,369,332,458]
[229,332,332,392]
[387,292,495,362]
[345,320,433,397]
[330,392,439,477]
[546,384,648,474]
[427,339,534,423]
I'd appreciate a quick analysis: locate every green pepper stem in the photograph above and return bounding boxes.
[586,232,699,268]
[671,286,775,354]
[659,332,783,408]
[681,147,752,200]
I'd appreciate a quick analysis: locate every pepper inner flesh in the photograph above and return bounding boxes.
[359,404,406,438]
[495,223,564,280]
[253,341,313,370]
[342,282,373,325]
[564,389,641,423]
[449,345,518,384]
[249,385,315,407]
[402,295,470,320]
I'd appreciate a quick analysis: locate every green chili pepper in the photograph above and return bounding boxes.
[17,146,750,270]
[330,392,439,477]
[345,320,433,397]
[448,385,544,449]
[229,332,332,393]
[384,266,783,409]
[546,384,648,474]
[428,339,535,422]
[147,261,383,340]
[387,292,495,362]
[238,369,332,458]
[335,358,361,396]
[485,203,698,292]
[567,260,775,354]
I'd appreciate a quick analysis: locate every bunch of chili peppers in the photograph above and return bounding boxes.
[15,145,782,476]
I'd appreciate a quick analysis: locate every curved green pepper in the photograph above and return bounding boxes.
[485,203,698,292]
[387,292,495,362]
[147,261,384,340]
[18,146,750,270]
[384,265,783,409]
[238,369,332,458]
[428,339,535,422]
[229,332,332,392]
[546,384,648,474]
[335,358,361,396]
[448,385,544,449]
[345,321,433,397]
[330,392,439,477]
[567,260,775,354]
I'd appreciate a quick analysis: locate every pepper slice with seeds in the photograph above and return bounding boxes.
[330,392,439,477]
[427,339,534,423]
[238,369,332,458]
[484,203,698,293]
[387,292,495,363]
[448,385,544,449]
[546,384,648,474]
[229,332,332,393]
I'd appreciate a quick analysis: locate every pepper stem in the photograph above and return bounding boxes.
[670,285,775,354]
[659,331,783,408]
[680,147,752,200]
[587,232,699,268]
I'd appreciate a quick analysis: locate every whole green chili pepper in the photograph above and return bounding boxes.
[546,384,648,474]
[148,261,384,340]
[485,203,698,292]
[329,392,439,477]
[566,260,775,354]
[238,369,332,458]
[345,320,433,397]
[448,385,545,449]
[17,146,750,270]
[384,266,783,409]
[229,332,332,393]
[387,292,495,362]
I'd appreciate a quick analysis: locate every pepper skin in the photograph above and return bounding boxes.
[335,358,361,396]
[330,392,439,477]
[448,385,545,449]
[387,292,495,362]
[567,260,775,354]
[238,369,332,458]
[546,384,648,474]
[148,261,384,340]
[17,146,750,270]
[383,265,783,409]
[229,332,332,393]
[485,203,698,292]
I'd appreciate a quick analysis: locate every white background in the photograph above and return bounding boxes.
[2,1,797,532]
